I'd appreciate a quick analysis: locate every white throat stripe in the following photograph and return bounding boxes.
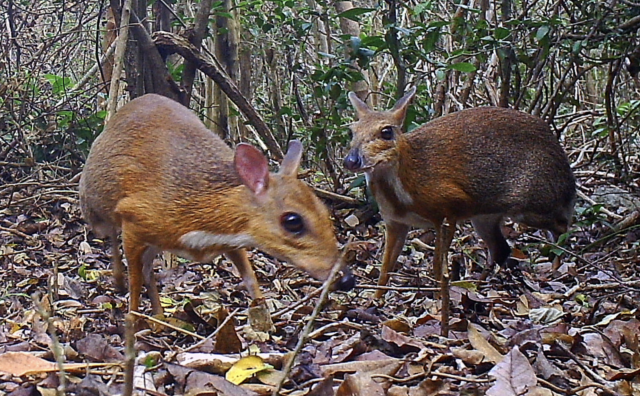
[391,176,413,205]
[180,231,255,250]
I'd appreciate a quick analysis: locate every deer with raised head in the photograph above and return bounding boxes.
[344,87,575,334]
[79,94,354,324]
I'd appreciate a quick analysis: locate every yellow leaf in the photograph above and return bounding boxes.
[83,269,101,282]
[450,280,477,291]
[225,355,272,385]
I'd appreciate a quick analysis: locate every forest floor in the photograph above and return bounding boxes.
[1,168,640,396]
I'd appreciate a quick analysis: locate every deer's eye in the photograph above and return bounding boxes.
[281,212,305,235]
[380,126,394,140]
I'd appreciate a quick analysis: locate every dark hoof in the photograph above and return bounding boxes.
[335,269,356,291]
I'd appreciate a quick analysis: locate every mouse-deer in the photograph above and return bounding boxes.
[80,94,354,319]
[344,87,575,334]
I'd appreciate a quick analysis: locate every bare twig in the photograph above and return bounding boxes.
[311,186,361,205]
[576,190,623,220]
[129,310,205,340]
[271,288,322,320]
[123,313,136,396]
[272,262,344,395]
[554,341,610,386]
[0,226,30,239]
[37,300,65,395]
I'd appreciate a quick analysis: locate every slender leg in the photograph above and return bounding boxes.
[471,214,510,279]
[225,249,272,332]
[435,219,456,337]
[110,230,126,294]
[120,225,147,313]
[375,221,410,299]
[225,249,263,300]
[112,231,162,314]
[142,247,161,315]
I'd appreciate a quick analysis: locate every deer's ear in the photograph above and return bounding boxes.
[390,87,416,124]
[234,143,269,197]
[348,92,372,119]
[280,140,303,176]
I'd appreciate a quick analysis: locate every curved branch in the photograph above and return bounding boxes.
[153,31,284,160]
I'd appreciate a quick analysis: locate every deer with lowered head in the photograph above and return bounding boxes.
[79,94,354,325]
[343,87,575,334]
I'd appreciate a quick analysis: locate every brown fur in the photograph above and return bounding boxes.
[80,94,345,314]
[345,87,575,303]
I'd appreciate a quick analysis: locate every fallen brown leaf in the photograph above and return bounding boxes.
[336,372,385,396]
[214,307,242,354]
[0,352,90,377]
[467,323,503,364]
[486,346,537,396]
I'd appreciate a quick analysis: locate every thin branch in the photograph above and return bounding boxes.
[271,262,345,395]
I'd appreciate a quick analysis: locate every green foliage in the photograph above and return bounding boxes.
[574,204,610,228]
[336,7,375,22]
[44,74,74,95]
[447,62,476,72]
[168,63,185,82]
[69,110,107,153]
[5,0,636,191]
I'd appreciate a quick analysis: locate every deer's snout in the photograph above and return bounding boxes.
[343,150,363,171]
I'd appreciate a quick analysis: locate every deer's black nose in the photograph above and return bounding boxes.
[343,151,362,171]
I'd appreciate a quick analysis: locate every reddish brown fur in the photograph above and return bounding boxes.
[345,88,575,312]
[80,94,345,314]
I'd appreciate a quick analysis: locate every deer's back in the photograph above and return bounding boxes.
[398,107,575,221]
[79,94,238,233]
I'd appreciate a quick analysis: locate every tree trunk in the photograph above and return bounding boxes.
[109,0,180,101]
[212,0,240,141]
[101,7,117,95]
[498,0,513,108]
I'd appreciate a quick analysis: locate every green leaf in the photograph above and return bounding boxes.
[428,21,449,28]
[535,25,550,41]
[556,232,569,245]
[446,62,477,72]
[423,30,440,53]
[336,7,375,22]
[414,2,432,14]
[78,264,87,280]
[572,40,583,54]
[494,27,510,40]
[550,247,564,256]
[44,74,74,95]
[451,281,478,291]
[360,35,386,50]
